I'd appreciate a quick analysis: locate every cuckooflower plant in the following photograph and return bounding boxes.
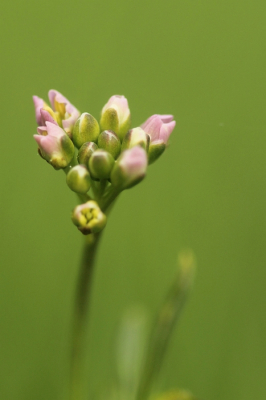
[32,90,195,400]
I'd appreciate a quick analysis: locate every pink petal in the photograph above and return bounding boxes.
[34,134,60,156]
[102,95,130,123]
[105,95,128,111]
[159,114,174,123]
[37,126,47,135]
[48,89,68,110]
[48,89,80,131]
[159,121,176,143]
[33,95,45,125]
[121,146,148,176]
[141,115,162,141]
[40,109,58,125]
[33,134,42,146]
[141,115,156,131]
[45,121,66,139]
[62,107,80,132]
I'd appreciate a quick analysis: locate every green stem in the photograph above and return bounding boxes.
[69,233,102,400]
[89,180,99,200]
[98,180,108,199]
[68,179,120,399]
[77,192,91,204]
[100,186,121,212]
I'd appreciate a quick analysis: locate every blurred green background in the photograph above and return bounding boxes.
[1,0,266,399]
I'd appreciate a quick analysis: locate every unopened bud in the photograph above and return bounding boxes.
[100,95,130,140]
[88,149,115,180]
[148,140,166,164]
[111,146,147,190]
[141,114,176,145]
[72,113,100,148]
[66,165,91,194]
[98,130,121,159]
[78,142,98,165]
[33,122,75,170]
[72,200,107,235]
[122,127,149,152]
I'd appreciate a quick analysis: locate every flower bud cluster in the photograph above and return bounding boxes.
[32,90,176,234]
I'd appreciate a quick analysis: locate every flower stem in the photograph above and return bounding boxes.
[69,232,102,400]
[68,183,120,400]
[100,186,121,212]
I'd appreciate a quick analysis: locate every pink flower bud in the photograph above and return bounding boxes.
[34,134,60,159]
[48,89,80,135]
[34,122,74,170]
[103,95,130,122]
[111,146,147,190]
[100,95,131,140]
[141,114,176,144]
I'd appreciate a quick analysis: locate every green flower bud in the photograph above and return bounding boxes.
[88,149,115,180]
[121,127,150,152]
[66,165,91,194]
[100,108,119,134]
[98,130,121,159]
[148,139,166,164]
[72,200,107,235]
[72,113,100,148]
[77,142,98,165]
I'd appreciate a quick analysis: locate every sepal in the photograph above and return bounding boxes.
[97,130,121,159]
[88,149,115,180]
[72,113,100,148]
[78,142,98,165]
[66,165,91,194]
[100,108,119,135]
[122,127,149,152]
[148,140,166,164]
